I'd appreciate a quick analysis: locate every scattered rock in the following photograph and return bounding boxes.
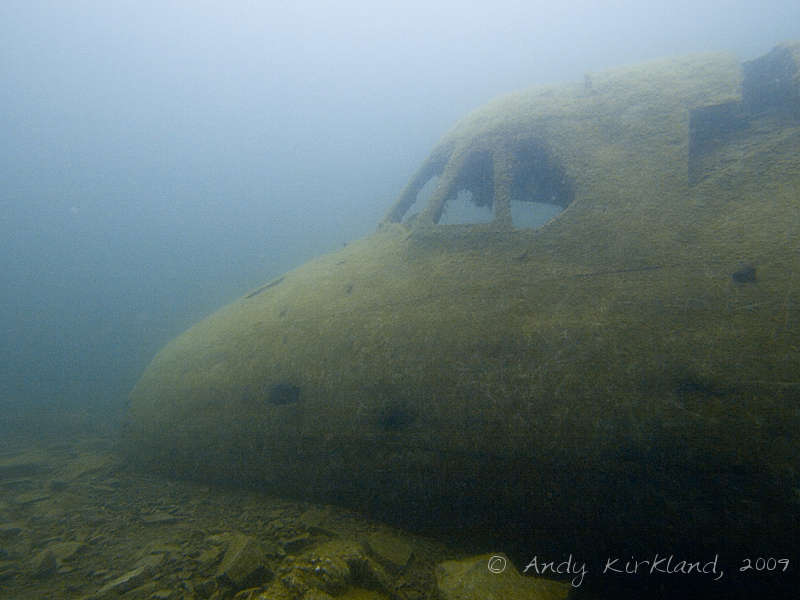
[299,507,339,537]
[0,435,457,599]
[142,510,181,525]
[48,479,69,491]
[207,531,231,543]
[282,539,391,598]
[94,565,150,597]
[216,532,271,589]
[126,580,160,598]
[144,542,182,556]
[299,591,336,600]
[194,576,218,597]
[0,452,49,479]
[0,522,23,539]
[32,549,57,578]
[0,561,19,582]
[363,532,414,572]
[59,453,114,481]
[136,553,166,571]
[47,541,85,566]
[261,538,284,559]
[436,553,570,600]
[299,507,330,527]
[281,532,313,554]
[13,490,52,505]
[89,483,118,494]
[197,545,225,569]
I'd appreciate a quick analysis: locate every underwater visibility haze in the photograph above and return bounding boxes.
[2,2,800,599]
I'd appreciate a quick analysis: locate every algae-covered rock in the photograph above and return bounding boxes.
[436,554,570,600]
[215,532,271,589]
[278,540,391,599]
[124,43,800,563]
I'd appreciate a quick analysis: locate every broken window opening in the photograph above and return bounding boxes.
[506,139,573,228]
[434,149,495,225]
[383,135,574,229]
[402,175,440,225]
[439,190,494,225]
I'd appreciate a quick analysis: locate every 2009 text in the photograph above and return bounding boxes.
[739,557,790,573]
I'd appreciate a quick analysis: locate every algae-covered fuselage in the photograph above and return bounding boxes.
[124,44,800,562]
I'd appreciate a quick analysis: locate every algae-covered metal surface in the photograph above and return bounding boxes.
[124,44,800,564]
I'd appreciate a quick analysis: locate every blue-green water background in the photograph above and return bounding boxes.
[1,0,799,428]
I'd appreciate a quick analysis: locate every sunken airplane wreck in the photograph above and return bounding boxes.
[124,43,800,566]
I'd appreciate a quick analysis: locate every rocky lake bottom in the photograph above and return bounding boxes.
[0,422,571,600]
